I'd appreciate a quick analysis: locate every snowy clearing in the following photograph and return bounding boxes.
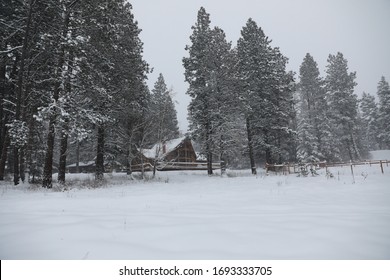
[0,164,389,260]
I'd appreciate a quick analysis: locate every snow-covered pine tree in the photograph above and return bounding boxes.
[236,18,295,171]
[42,0,81,188]
[325,52,360,161]
[149,73,179,145]
[78,0,149,181]
[266,49,296,164]
[377,76,390,149]
[146,73,180,176]
[206,29,242,170]
[297,53,335,162]
[236,18,271,174]
[0,0,66,185]
[359,92,380,151]
[183,7,222,175]
[0,0,25,180]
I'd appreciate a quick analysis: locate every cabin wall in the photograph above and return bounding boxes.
[165,140,196,162]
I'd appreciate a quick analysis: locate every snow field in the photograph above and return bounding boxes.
[0,164,389,260]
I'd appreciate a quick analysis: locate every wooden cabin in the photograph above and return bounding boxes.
[131,136,220,171]
[67,160,124,173]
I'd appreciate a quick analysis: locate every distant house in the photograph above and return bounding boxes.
[143,136,197,162]
[131,136,220,171]
[67,161,96,173]
[67,160,124,173]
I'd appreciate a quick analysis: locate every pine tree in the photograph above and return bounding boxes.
[0,0,25,180]
[206,29,241,170]
[42,0,80,188]
[236,18,271,173]
[77,0,149,181]
[359,92,380,151]
[236,18,295,171]
[149,73,179,144]
[297,53,337,162]
[377,76,390,149]
[183,7,215,175]
[325,52,360,161]
[146,73,180,176]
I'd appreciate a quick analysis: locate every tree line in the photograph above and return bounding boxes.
[1,3,390,185]
[183,7,390,175]
[0,0,179,186]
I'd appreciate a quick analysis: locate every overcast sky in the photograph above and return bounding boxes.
[130,0,390,133]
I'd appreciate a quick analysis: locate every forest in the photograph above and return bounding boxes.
[1,0,390,187]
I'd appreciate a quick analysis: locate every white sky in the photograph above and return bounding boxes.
[130,0,390,133]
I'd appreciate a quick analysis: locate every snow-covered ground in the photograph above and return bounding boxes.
[0,163,389,260]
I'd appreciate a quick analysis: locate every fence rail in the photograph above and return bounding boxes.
[131,161,222,172]
[265,160,390,175]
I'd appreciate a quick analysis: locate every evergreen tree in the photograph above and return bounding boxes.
[149,73,180,144]
[236,18,271,173]
[78,0,149,181]
[325,52,360,161]
[146,73,180,176]
[206,30,242,170]
[42,0,80,188]
[377,76,390,149]
[297,53,337,162]
[183,7,217,175]
[236,18,295,172]
[359,92,380,151]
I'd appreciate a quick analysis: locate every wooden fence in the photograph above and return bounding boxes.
[131,161,222,172]
[265,160,390,175]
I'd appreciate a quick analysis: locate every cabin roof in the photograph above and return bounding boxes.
[67,161,95,167]
[142,136,192,159]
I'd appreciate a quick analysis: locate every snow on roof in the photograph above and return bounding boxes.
[142,136,187,159]
[67,161,95,167]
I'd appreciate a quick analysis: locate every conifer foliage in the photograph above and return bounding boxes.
[297,53,334,162]
[377,77,390,149]
[183,7,234,175]
[1,0,151,186]
[1,3,389,184]
[325,52,360,161]
[359,92,380,151]
[184,12,296,174]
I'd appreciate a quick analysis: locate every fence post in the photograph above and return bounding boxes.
[380,160,384,174]
[350,164,355,183]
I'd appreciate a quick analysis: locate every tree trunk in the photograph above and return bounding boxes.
[19,148,25,183]
[0,133,9,180]
[13,0,34,185]
[219,135,226,176]
[57,35,74,183]
[0,47,6,153]
[264,129,272,164]
[126,148,132,176]
[246,117,257,175]
[42,117,55,188]
[0,52,18,181]
[206,119,213,175]
[76,139,80,173]
[26,112,35,183]
[57,121,69,183]
[95,126,105,181]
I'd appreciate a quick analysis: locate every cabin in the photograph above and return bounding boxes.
[67,160,124,173]
[144,136,197,162]
[131,136,220,171]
